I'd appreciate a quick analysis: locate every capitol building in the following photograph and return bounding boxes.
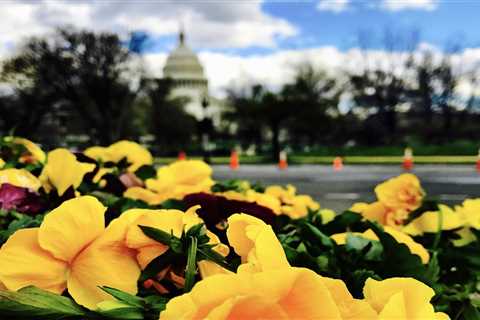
[162,30,222,125]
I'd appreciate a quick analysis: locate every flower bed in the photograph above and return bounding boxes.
[0,137,478,319]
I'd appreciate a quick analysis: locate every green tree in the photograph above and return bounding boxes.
[146,78,196,155]
[226,84,291,160]
[2,27,143,144]
[282,65,340,147]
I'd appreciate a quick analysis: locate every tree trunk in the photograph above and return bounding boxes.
[271,122,280,162]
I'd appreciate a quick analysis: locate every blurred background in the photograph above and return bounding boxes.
[0,0,479,162]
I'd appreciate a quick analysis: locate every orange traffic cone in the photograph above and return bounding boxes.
[278,151,288,170]
[476,149,480,173]
[402,147,413,171]
[333,156,343,171]
[230,150,239,170]
[178,151,186,161]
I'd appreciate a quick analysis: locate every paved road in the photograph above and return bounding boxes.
[212,165,480,212]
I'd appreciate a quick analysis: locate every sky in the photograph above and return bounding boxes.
[1,0,479,97]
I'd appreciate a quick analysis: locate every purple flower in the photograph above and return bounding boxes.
[0,183,44,214]
[183,192,275,233]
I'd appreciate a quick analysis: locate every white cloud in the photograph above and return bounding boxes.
[317,0,350,13]
[0,0,297,53]
[381,0,438,11]
[144,43,480,102]
[145,46,348,98]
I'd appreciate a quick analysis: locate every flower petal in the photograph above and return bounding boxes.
[38,196,106,263]
[261,269,343,319]
[107,140,153,172]
[0,169,41,191]
[0,228,67,293]
[227,213,289,272]
[364,277,436,318]
[126,208,203,249]
[13,137,46,163]
[123,187,166,205]
[67,227,141,309]
[43,148,95,196]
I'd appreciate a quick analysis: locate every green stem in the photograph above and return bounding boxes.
[184,236,198,293]
[432,206,444,250]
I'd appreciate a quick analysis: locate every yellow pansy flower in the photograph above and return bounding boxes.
[40,148,95,196]
[281,194,320,219]
[0,158,5,168]
[196,232,233,279]
[146,160,214,200]
[375,173,425,212]
[123,205,230,292]
[106,140,153,172]
[161,267,377,320]
[124,206,205,269]
[226,213,289,273]
[0,168,41,191]
[265,184,297,202]
[319,208,336,224]
[12,137,46,164]
[455,199,480,229]
[92,167,115,184]
[331,226,430,264]
[124,187,168,205]
[265,184,321,219]
[0,196,141,309]
[363,277,449,319]
[83,146,107,162]
[350,201,390,223]
[452,227,477,247]
[244,190,282,214]
[403,204,464,236]
[84,140,153,172]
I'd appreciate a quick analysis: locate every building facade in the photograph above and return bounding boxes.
[163,30,218,122]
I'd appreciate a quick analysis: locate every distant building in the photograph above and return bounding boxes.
[163,29,222,125]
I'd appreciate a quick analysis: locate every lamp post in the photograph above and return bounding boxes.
[201,96,211,164]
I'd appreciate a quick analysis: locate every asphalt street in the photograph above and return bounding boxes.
[212,164,480,212]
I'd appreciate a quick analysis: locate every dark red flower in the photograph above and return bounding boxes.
[0,183,44,214]
[183,192,275,237]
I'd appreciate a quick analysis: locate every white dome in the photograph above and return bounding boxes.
[163,32,207,82]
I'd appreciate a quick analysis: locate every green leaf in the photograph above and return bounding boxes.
[99,287,144,308]
[184,236,198,293]
[139,225,183,254]
[323,211,364,234]
[140,249,178,282]
[160,199,187,210]
[185,224,210,246]
[197,247,235,272]
[143,295,167,314]
[134,165,156,180]
[0,286,86,319]
[96,308,144,320]
[139,225,173,245]
[425,252,440,283]
[0,213,44,245]
[345,234,382,261]
[90,191,120,208]
[367,222,430,283]
[463,304,480,320]
[300,222,333,248]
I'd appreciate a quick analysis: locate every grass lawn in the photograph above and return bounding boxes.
[155,155,478,165]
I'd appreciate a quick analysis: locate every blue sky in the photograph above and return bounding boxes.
[264,1,480,52]
[137,0,480,55]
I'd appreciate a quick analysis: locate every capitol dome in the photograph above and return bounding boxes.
[163,31,207,84]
